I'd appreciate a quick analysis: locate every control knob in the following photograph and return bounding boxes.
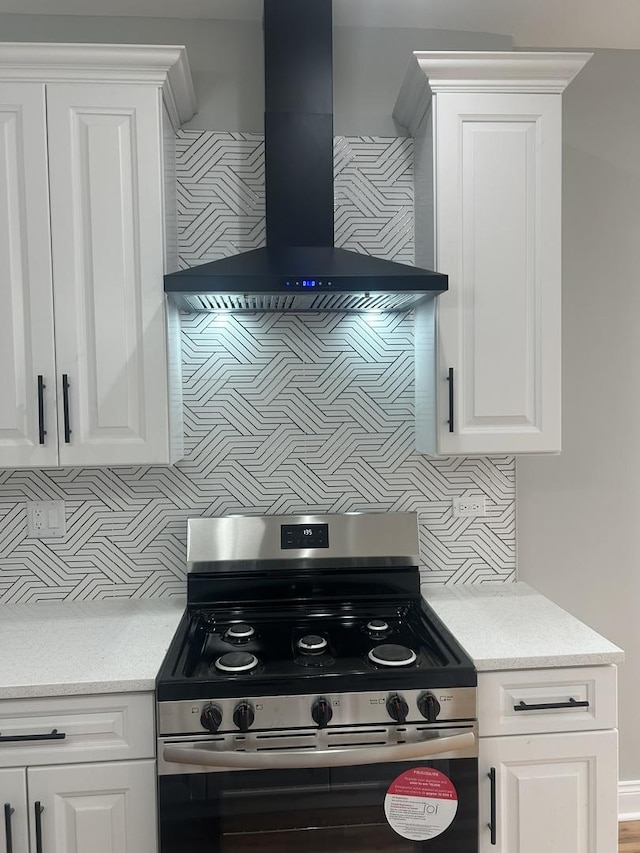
[311,697,333,729]
[418,692,441,722]
[200,703,223,733]
[386,693,409,724]
[233,701,255,732]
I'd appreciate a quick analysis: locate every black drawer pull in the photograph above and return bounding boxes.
[34,802,44,853]
[37,375,46,445]
[62,374,71,443]
[514,698,590,712]
[446,367,454,432]
[488,767,496,845]
[0,728,66,744]
[4,803,14,853]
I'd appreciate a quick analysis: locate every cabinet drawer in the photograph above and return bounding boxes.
[478,666,617,737]
[0,692,154,767]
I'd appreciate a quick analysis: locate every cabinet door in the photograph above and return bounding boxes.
[424,92,561,455]
[27,759,156,853]
[46,83,172,466]
[0,82,59,468]
[0,768,28,853]
[479,730,618,853]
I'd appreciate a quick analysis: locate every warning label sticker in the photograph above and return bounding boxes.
[384,767,458,841]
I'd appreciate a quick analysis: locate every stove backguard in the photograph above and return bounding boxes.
[186,511,422,607]
[186,512,420,572]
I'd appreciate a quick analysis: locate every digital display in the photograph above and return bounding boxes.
[281,523,329,550]
[283,279,333,289]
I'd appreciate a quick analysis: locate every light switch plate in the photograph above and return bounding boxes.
[26,500,66,538]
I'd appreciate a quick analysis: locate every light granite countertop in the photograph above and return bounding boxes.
[422,581,624,670]
[0,597,186,700]
[0,583,624,701]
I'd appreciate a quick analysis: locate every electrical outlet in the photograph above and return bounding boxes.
[452,496,487,518]
[26,500,66,538]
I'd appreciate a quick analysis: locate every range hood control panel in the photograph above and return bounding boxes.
[284,279,333,289]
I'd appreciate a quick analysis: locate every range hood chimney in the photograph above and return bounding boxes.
[164,0,448,313]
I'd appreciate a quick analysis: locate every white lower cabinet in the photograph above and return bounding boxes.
[28,760,156,853]
[477,665,619,853]
[479,730,618,853]
[0,693,157,853]
[2,761,155,853]
[1,767,29,853]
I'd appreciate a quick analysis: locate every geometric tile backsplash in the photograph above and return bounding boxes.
[0,133,515,602]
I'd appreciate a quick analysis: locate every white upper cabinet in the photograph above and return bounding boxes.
[47,83,172,467]
[0,82,58,468]
[0,44,196,468]
[395,52,591,455]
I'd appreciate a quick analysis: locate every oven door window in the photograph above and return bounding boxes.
[159,758,477,853]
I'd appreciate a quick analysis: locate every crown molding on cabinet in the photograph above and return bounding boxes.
[0,42,196,128]
[394,50,592,136]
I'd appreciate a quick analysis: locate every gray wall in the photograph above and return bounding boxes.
[0,14,511,134]
[517,48,640,781]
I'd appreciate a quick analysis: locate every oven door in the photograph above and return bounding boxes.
[158,724,478,853]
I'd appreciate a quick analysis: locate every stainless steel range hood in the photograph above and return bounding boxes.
[164,0,448,313]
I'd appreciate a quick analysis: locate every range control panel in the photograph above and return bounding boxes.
[158,687,477,736]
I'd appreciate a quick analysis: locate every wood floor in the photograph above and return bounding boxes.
[620,821,640,852]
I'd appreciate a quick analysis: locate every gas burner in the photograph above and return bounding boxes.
[368,644,417,668]
[214,652,259,673]
[297,634,328,655]
[366,618,390,638]
[224,623,255,643]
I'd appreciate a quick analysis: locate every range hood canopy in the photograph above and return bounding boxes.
[165,0,448,313]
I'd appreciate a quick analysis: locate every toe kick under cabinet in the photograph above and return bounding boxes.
[0,692,156,853]
[477,665,619,853]
[0,44,196,468]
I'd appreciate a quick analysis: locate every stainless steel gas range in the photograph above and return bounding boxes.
[156,512,478,852]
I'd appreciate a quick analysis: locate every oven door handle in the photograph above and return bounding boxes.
[163,731,476,770]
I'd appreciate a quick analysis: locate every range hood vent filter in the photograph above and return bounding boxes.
[176,291,431,314]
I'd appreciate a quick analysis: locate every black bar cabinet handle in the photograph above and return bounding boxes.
[514,698,590,712]
[488,767,497,845]
[4,803,14,853]
[37,375,46,445]
[62,374,71,443]
[0,728,65,744]
[34,802,44,853]
[447,367,454,432]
